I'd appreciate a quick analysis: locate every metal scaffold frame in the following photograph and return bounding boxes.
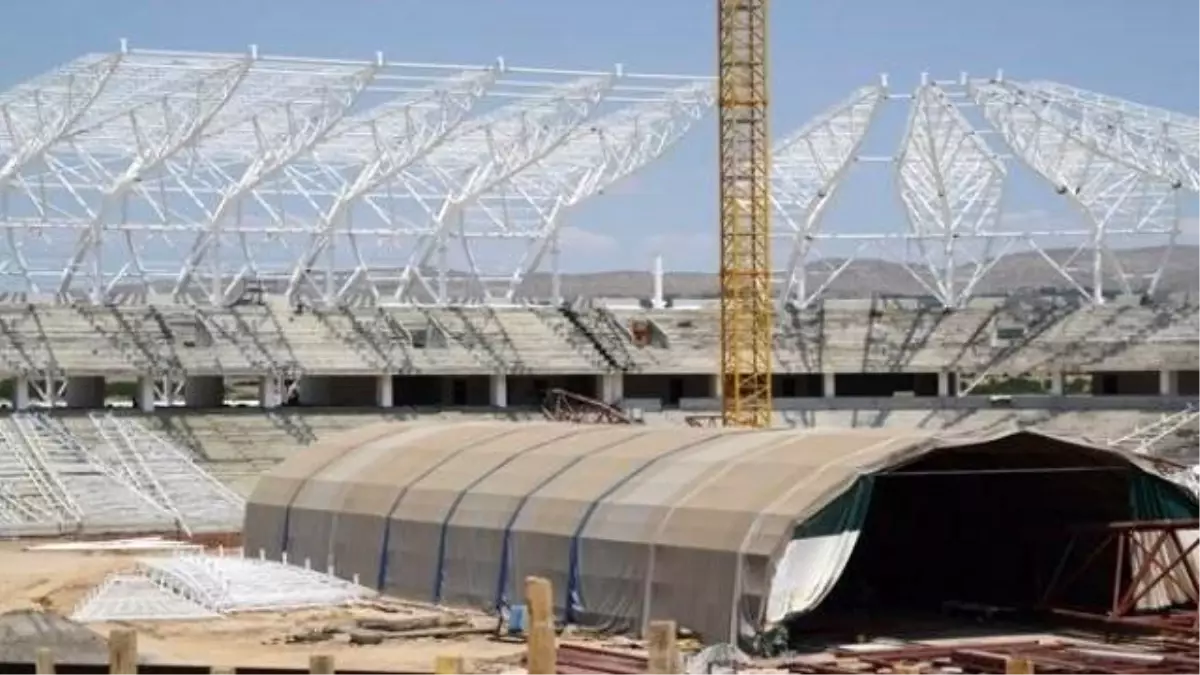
[0,42,715,306]
[718,0,773,428]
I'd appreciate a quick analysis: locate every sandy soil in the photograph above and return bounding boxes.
[0,544,529,672]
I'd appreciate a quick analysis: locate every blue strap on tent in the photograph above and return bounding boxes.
[430,429,582,604]
[492,432,650,611]
[278,451,351,558]
[376,428,524,591]
[563,435,724,623]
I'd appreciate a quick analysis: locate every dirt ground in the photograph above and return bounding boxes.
[0,544,530,673]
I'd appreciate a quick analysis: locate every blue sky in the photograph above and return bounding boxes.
[1,0,1197,273]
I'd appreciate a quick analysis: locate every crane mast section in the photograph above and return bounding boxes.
[718,0,772,428]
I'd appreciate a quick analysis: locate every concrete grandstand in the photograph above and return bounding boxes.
[0,45,1197,485]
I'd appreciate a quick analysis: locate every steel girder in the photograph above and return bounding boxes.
[771,84,884,309]
[0,48,711,306]
[895,82,1008,308]
[386,72,621,304]
[968,79,1186,301]
[466,81,715,304]
[1017,80,1200,192]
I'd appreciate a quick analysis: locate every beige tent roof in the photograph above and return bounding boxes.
[243,421,1144,643]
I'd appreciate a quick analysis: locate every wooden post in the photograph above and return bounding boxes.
[434,654,466,674]
[1005,656,1034,674]
[646,620,681,674]
[524,576,557,675]
[34,647,55,675]
[309,653,335,674]
[108,628,137,675]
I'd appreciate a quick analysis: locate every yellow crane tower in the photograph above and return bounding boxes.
[717,0,772,427]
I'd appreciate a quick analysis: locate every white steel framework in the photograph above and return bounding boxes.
[2,48,1196,309]
[0,44,714,306]
[140,551,374,614]
[771,72,1198,308]
[0,412,242,536]
[72,549,375,622]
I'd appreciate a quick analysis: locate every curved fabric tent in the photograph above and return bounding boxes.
[243,421,1196,644]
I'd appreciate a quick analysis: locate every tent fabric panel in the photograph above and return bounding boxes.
[371,426,529,592]
[739,436,916,559]
[451,427,643,504]
[291,424,445,510]
[326,445,485,589]
[264,422,399,484]
[381,517,442,600]
[575,537,650,633]
[650,437,832,551]
[511,456,673,538]
[765,475,875,622]
[584,433,784,545]
[489,430,659,610]
[284,426,452,573]
[384,427,576,602]
[565,433,730,623]
[648,544,741,643]
[329,511,389,588]
[283,506,335,572]
[388,426,577,524]
[242,500,287,559]
[438,524,508,609]
[258,424,403,562]
[322,423,496,515]
[506,529,575,615]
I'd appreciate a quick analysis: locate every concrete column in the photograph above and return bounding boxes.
[377,375,394,408]
[711,374,723,399]
[490,373,508,408]
[184,376,224,408]
[65,376,105,408]
[1049,371,1065,396]
[937,371,951,397]
[259,377,282,409]
[137,376,155,413]
[1159,370,1179,396]
[599,373,624,403]
[13,374,29,410]
[822,372,836,398]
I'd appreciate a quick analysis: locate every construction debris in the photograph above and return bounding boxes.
[785,638,1199,674]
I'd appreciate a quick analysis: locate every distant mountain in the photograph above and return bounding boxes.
[518,245,1200,300]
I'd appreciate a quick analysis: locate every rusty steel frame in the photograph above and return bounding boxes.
[1039,518,1199,637]
[787,638,1198,674]
[541,388,636,425]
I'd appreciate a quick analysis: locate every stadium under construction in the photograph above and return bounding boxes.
[0,47,1196,440]
[0,43,1197,670]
